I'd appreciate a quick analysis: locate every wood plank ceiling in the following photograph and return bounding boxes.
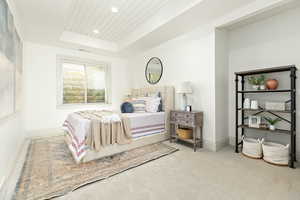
[65,0,171,42]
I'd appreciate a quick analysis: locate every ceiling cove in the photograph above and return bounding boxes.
[65,0,171,42]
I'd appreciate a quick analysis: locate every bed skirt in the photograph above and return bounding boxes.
[65,132,168,163]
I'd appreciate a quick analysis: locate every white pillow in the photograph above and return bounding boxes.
[131,98,147,113]
[144,97,161,113]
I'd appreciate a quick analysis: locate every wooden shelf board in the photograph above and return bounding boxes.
[237,89,292,93]
[172,135,200,144]
[238,108,292,113]
[238,125,291,135]
[235,65,296,76]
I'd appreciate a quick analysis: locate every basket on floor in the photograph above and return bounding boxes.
[262,142,289,166]
[176,128,192,139]
[242,137,263,159]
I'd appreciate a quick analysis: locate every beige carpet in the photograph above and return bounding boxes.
[12,136,178,200]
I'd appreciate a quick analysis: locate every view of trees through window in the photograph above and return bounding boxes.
[62,63,106,104]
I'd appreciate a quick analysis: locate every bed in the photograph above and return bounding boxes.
[124,112,166,138]
[63,86,174,163]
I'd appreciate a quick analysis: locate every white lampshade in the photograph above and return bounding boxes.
[177,81,193,94]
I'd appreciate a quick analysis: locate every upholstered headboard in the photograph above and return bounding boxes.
[131,86,175,137]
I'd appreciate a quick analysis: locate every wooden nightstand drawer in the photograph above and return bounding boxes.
[176,117,194,126]
[171,112,194,121]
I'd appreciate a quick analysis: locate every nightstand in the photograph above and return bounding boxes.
[170,110,203,151]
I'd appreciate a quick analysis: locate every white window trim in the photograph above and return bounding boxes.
[56,55,112,108]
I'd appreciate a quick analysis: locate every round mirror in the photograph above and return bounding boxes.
[145,57,163,85]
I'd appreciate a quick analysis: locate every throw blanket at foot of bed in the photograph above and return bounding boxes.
[63,110,131,162]
[77,110,132,150]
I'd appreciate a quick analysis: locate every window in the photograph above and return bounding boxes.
[57,57,111,105]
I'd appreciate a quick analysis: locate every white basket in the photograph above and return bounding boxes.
[262,142,289,166]
[242,137,263,159]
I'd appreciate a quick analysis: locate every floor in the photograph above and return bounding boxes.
[9,142,300,200]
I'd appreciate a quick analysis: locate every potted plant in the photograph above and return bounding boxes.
[248,76,259,90]
[263,117,281,130]
[258,75,265,90]
[248,75,265,90]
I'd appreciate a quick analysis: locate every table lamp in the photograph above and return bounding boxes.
[177,81,193,111]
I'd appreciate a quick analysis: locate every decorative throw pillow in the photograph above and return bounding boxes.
[144,97,161,113]
[157,92,163,112]
[147,92,163,112]
[131,98,147,113]
[121,102,134,113]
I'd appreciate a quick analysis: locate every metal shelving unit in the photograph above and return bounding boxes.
[235,65,297,168]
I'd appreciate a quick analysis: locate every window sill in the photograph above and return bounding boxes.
[56,103,112,110]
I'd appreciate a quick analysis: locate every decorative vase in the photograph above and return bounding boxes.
[252,85,259,90]
[260,85,265,90]
[251,100,258,110]
[244,98,251,109]
[269,125,276,131]
[266,79,278,90]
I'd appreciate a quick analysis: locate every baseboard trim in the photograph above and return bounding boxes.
[202,139,216,151]
[26,127,64,138]
[2,138,29,200]
[202,138,229,152]
[0,177,5,200]
[229,136,236,146]
[215,137,229,151]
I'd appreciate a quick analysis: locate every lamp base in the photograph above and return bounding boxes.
[181,93,187,111]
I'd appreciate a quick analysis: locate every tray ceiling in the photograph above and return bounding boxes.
[65,0,171,43]
[14,0,295,55]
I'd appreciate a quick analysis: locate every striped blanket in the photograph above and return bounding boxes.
[63,110,131,163]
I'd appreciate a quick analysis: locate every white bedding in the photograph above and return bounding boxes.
[122,112,165,138]
[63,113,90,162]
[63,111,165,163]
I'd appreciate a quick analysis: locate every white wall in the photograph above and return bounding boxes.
[23,42,130,135]
[215,29,229,149]
[228,6,300,159]
[0,115,24,195]
[0,0,25,196]
[128,27,219,150]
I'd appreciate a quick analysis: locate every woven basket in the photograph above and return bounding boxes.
[242,137,263,159]
[177,128,192,139]
[262,142,289,166]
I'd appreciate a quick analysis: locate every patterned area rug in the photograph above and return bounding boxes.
[13,136,178,200]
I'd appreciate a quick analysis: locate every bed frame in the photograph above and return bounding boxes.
[80,86,174,163]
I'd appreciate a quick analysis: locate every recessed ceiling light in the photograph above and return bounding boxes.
[93,29,99,34]
[111,7,119,13]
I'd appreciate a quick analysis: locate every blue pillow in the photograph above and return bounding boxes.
[121,102,134,113]
[157,92,163,112]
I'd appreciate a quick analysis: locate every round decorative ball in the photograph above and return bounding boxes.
[266,79,278,90]
[121,102,134,113]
